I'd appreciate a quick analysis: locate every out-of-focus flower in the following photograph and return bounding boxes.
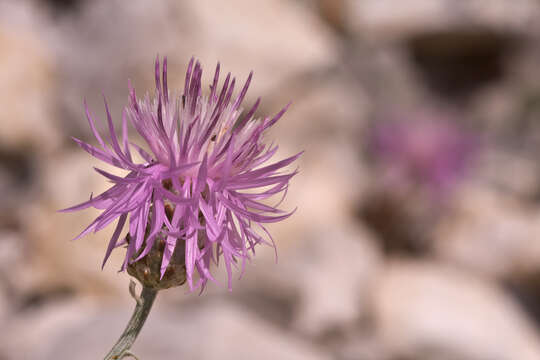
[61,57,301,291]
[361,112,477,255]
[370,112,476,195]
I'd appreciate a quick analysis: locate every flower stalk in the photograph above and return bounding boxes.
[104,281,158,360]
[61,56,300,359]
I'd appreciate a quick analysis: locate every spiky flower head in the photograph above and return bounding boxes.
[370,112,475,194]
[62,57,301,291]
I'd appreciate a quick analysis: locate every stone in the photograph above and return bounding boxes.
[185,0,339,96]
[0,277,9,326]
[0,298,92,359]
[232,219,382,337]
[23,151,130,297]
[290,223,381,336]
[344,0,540,40]
[373,260,540,360]
[0,231,26,308]
[54,0,339,139]
[1,298,332,360]
[0,1,60,153]
[268,73,369,150]
[433,183,540,278]
[270,139,370,246]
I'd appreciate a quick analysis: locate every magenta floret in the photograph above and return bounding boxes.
[62,57,301,291]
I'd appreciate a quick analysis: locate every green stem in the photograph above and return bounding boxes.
[104,283,158,360]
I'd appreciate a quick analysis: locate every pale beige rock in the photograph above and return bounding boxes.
[344,0,540,40]
[474,149,540,200]
[433,182,540,278]
[223,128,378,334]
[55,0,339,137]
[0,231,24,275]
[229,214,382,336]
[0,298,94,360]
[0,2,59,152]
[258,72,371,247]
[2,299,332,360]
[189,0,339,94]
[291,222,381,336]
[374,260,540,360]
[144,301,331,360]
[271,141,370,245]
[0,231,26,311]
[24,151,131,296]
[268,74,369,148]
[468,85,524,140]
[0,265,9,323]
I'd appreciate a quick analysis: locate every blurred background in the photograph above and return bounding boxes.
[2,0,540,359]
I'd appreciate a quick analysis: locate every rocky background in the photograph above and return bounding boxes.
[2,0,540,359]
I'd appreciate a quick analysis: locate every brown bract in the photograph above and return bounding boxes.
[127,233,187,290]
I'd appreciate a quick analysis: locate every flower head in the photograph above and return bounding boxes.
[370,111,475,194]
[62,57,301,291]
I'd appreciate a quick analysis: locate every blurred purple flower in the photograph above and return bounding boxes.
[61,57,301,291]
[370,112,475,193]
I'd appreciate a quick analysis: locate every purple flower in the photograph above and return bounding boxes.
[61,57,301,291]
[370,112,476,194]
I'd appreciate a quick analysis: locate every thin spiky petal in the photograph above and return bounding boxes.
[63,57,300,292]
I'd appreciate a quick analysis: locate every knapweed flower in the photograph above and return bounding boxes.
[370,111,475,195]
[62,57,301,291]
